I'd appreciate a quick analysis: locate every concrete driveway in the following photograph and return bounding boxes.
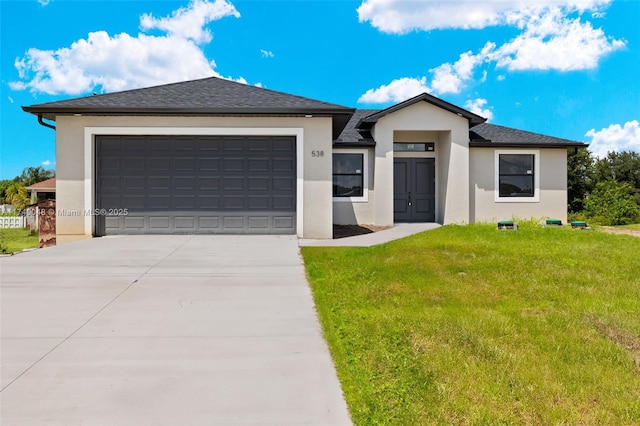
[1,236,351,425]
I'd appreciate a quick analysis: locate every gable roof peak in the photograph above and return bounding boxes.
[357,92,487,129]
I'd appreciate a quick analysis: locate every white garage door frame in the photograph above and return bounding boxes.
[84,127,305,237]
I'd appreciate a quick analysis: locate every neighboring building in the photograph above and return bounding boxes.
[25,178,56,203]
[22,77,586,243]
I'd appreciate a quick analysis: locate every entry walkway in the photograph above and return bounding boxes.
[299,223,442,247]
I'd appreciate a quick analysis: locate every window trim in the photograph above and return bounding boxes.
[332,149,369,202]
[494,150,540,202]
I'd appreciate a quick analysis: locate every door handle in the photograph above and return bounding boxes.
[408,193,412,206]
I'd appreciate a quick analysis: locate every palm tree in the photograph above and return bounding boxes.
[20,166,55,186]
[5,182,29,211]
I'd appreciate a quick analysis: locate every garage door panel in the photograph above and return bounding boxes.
[124,216,145,229]
[123,176,146,191]
[149,196,171,209]
[175,217,195,229]
[198,196,221,209]
[248,158,269,172]
[174,196,196,209]
[223,177,245,191]
[96,135,296,235]
[149,217,171,230]
[223,158,244,172]
[198,177,221,190]
[273,159,295,172]
[248,177,269,191]
[223,216,244,229]
[150,158,171,171]
[248,217,269,229]
[123,195,146,209]
[273,196,295,210]
[174,158,196,171]
[174,176,196,190]
[223,196,245,209]
[149,177,170,190]
[124,158,145,170]
[198,158,220,171]
[273,177,294,191]
[199,217,220,229]
[248,196,269,209]
[274,217,295,229]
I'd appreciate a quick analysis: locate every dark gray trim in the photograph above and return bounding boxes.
[333,141,376,148]
[470,142,587,148]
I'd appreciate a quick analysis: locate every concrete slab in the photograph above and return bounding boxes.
[299,222,442,247]
[1,235,351,425]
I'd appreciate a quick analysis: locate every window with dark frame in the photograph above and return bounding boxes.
[333,153,363,197]
[498,154,535,197]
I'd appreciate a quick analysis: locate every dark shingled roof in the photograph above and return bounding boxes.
[23,77,355,139]
[24,76,352,113]
[470,123,586,147]
[334,109,378,146]
[335,112,586,148]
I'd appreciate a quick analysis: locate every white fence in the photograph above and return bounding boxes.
[0,216,25,229]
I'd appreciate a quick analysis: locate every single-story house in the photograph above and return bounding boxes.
[25,177,56,203]
[23,77,586,243]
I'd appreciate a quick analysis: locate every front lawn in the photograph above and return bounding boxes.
[0,228,39,254]
[618,223,640,230]
[302,223,640,425]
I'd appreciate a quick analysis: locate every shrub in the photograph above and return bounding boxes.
[584,180,640,225]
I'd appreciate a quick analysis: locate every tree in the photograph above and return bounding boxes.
[19,166,55,186]
[0,179,16,204]
[584,180,640,226]
[593,151,640,204]
[567,148,594,213]
[5,182,29,211]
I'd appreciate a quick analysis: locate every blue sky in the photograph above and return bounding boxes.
[1,0,639,179]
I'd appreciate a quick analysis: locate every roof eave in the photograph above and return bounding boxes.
[333,140,376,147]
[22,106,355,116]
[469,141,588,148]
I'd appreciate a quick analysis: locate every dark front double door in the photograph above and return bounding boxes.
[394,158,435,222]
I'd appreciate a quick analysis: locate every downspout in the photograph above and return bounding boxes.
[37,114,56,130]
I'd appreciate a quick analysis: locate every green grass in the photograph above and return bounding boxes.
[302,223,640,425]
[0,228,39,254]
[617,223,640,230]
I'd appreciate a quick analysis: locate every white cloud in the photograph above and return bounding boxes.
[465,98,493,121]
[140,0,239,44]
[357,1,623,104]
[260,49,274,58]
[8,96,14,103]
[41,160,51,166]
[357,0,611,33]
[586,120,640,158]
[430,51,484,94]
[11,0,240,95]
[38,0,50,6]
[358,77,429,104]
[487,9,625,71]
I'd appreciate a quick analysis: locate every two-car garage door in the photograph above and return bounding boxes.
[95,135,296,235]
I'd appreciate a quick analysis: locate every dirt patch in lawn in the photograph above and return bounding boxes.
[599,227,640,238]
[333,224,392,239]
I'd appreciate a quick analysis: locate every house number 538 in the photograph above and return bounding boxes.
[311,150,325,157]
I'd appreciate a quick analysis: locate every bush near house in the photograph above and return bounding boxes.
[584,181,640,226]
[302,224,640,425]
[568,149,640,226]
